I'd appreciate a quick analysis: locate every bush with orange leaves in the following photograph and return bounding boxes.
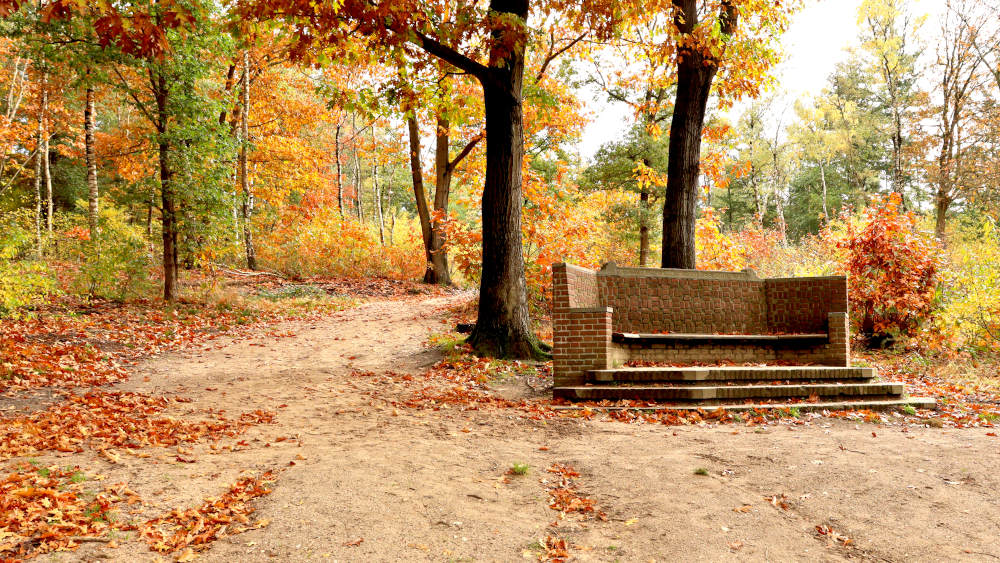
[823,193,940,343]
[257,207,425,280]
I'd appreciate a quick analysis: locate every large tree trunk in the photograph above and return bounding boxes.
[154,71,178,301]
[465,0,542,359]
[85,84,99,239]
[661,0,737,269]
[239,51,256,270]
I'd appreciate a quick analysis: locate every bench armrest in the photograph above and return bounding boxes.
[553,307,613,387]
[827,312,850,367]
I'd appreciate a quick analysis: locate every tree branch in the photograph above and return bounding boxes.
[535,32,587,82]
[447,134,483,172]
[412,30,489,81]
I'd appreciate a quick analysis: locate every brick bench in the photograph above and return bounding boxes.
[552,262,851,388]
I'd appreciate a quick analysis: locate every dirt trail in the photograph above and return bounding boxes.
[56,295,1000,562]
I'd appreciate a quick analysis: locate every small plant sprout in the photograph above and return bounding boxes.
[694,467,709,476]
[902,405,917,416]
[509,462,530,476]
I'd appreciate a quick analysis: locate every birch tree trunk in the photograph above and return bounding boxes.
[239,50,256,270]
[85,84,99,239]
[33,73,47,255]
[43,131,52,233]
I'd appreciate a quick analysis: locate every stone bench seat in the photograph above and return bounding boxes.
[552,262,852,388]
[611,332,829,346]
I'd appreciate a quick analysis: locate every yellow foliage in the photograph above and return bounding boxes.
[935,220,1000,351]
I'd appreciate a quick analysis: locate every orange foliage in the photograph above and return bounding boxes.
[824,193,939,339]
[257,207,424,280]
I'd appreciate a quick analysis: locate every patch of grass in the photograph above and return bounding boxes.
[693,467,709,476]
[523,539,547,553]
[787,407,801,419]
[428,332,467,357]
[901,404,917,416]
[731,413,744,423]
[257,284,328,301]
[509,462,530,476]
[69,471,86,484]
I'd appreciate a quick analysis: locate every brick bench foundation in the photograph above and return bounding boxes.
[552,263,851,388]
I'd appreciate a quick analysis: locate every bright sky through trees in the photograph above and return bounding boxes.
[580,0,943,160]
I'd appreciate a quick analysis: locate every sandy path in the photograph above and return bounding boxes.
[57,295,1000,562]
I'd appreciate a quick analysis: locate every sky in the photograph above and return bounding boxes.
[577,0,867,160]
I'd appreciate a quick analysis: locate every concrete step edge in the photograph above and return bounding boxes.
[550,397,938,413]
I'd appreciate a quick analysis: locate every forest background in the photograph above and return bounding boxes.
[0,0,998,356]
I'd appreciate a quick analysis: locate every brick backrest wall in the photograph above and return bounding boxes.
[765,277,848,333]
[597,265,767,334]
[553,263,849,336]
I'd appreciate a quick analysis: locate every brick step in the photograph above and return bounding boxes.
[588,366,875,384]
[550,397,938,413]
[554,382,903,402]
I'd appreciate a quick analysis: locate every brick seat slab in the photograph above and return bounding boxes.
[612,332,829,346]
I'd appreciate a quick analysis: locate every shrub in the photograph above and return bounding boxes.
[934,219,1000,352]
[65,205,154,302]
[257,207,424,280]
[823,193,939,342]
[0,211,56,317]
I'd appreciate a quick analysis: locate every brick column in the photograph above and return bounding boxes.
[826,312,850,367]
[553,307,613,387]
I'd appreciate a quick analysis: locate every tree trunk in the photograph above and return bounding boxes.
[638,154,652,267]
[465,0,542,359]
[354,150,363,221]
[239,51,256,270]
[639,189,650,266]
[335,122,343,217]
[386,179,395,245]
[407,116,434,268]
[661,0,737,269]
[935,188,950,240]
[146,191,154,238]
[372,127,384,245]
[43,133,52,233]
[819,160,829,222]
[775,195,788,246]
[426,115,453,284]
[85,84,99,239]
[154,71,178,301]
[33,75,44,255]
